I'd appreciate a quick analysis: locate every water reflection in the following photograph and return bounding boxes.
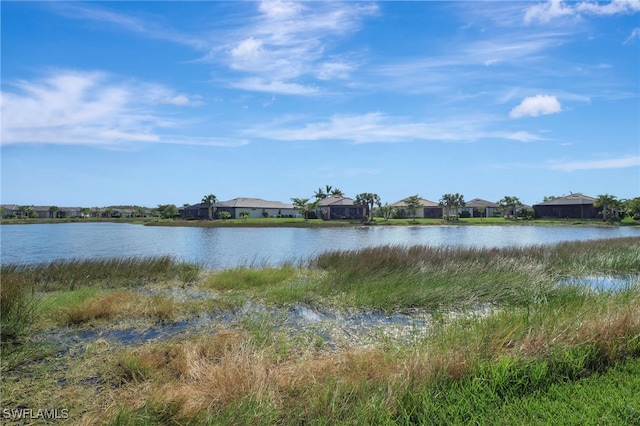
[1,222,639,269]
[558,275,640,292]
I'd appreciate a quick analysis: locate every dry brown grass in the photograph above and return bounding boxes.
[62,292,175,325]
[518,296,640,360]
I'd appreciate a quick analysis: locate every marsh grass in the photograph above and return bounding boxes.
[0,269,37,344]
[2,256,200,292]
[309,238,639,310]
[204,265,297,291]
[98,287,640,425]
[2,238,640,425]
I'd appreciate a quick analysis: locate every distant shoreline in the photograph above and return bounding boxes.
[1,217,638,228]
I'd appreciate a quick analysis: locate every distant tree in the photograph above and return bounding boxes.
[49,206,60,219]
[439,193,464,221]
[18,205,32,219]
[543,195,560,202]
[314,187,327,201]
[104,207,114,218]
[330,188,344,197]
[439,195,453,221]
[314,185,343,201]
[624,197,640,220]
[355,192,381,222]
[81,208,91,218]
[157,204,178,219]
[0,207,5,220]
[376,203,396,221]
[498,196,522,220]
[402,195,422,222]
[218,211,231,220]
[201,194,217,220]
[476,206,487,218]
[291,197,317,222]
[239,210,250,220]
[594,194,620,221]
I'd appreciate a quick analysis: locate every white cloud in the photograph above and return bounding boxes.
[624,27,640,44]
[218,1,377,94]
[245,112,545,144]
[510,95,562,118]
[549,155,640,171]
[524,0,575,24]
[0,70,229,147]
[575,0,640,16]
[506,131,546,142]
[524,0,640,24]
[231,78,318,95]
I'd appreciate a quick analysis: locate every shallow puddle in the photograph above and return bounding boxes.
[42,304,441,351]
[559,275,639,291]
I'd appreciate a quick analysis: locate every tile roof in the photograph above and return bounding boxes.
[219,197,294,209]
[317,196,356,207]
[390,198,439,208]
[535,193,595,206]
[466,198,500,208]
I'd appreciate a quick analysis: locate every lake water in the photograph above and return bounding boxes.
[1,223,639,269]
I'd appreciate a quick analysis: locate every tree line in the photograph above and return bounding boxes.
[4,192,639,222]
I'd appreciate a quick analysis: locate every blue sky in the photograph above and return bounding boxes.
[1,1,639,208]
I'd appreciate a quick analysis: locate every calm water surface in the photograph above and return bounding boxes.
[2,223,639,269]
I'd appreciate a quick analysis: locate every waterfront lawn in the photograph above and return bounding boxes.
[1,238,639,425]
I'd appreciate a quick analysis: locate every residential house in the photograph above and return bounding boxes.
[0,204,19,218]
[219,197,298,219]
[180,197,298,220]
[390,198,442,219]
[316,196,365,220]
[462,198,502,218]
[533,194,600,219]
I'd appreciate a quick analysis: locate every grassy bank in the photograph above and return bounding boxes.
[1,238,639,425]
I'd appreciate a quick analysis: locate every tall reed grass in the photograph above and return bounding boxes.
[0,270,37,344]
[309,238,640,310]
[1,256,201,292]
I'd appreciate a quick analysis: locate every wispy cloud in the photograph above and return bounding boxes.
[524,0,640,24]
[0,70,240,147]
[624,27,640,43]
[245,112,545,144]
[549,155,640,171]
[50,2,207,49]
[510,95,562,118]
[209,1,378,95]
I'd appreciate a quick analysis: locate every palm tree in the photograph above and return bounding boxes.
[594,194,618,221]
[402,195,422,222]
[355,192,381,222]
[291,197,317,221]
[498,196,522,220]
[202,194,217,220]
[18,205,32,219]
[49,205,60,219]
[439,194,464,221]
[314,187,328,201]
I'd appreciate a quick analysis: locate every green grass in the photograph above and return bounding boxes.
[2,238,640,425]
[1,255,201,292]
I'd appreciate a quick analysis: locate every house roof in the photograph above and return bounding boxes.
[317,196,356,207]
[219,197,294,209]
[390,198,440,208]
[535,193,595,206]
[466,198,500,208]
